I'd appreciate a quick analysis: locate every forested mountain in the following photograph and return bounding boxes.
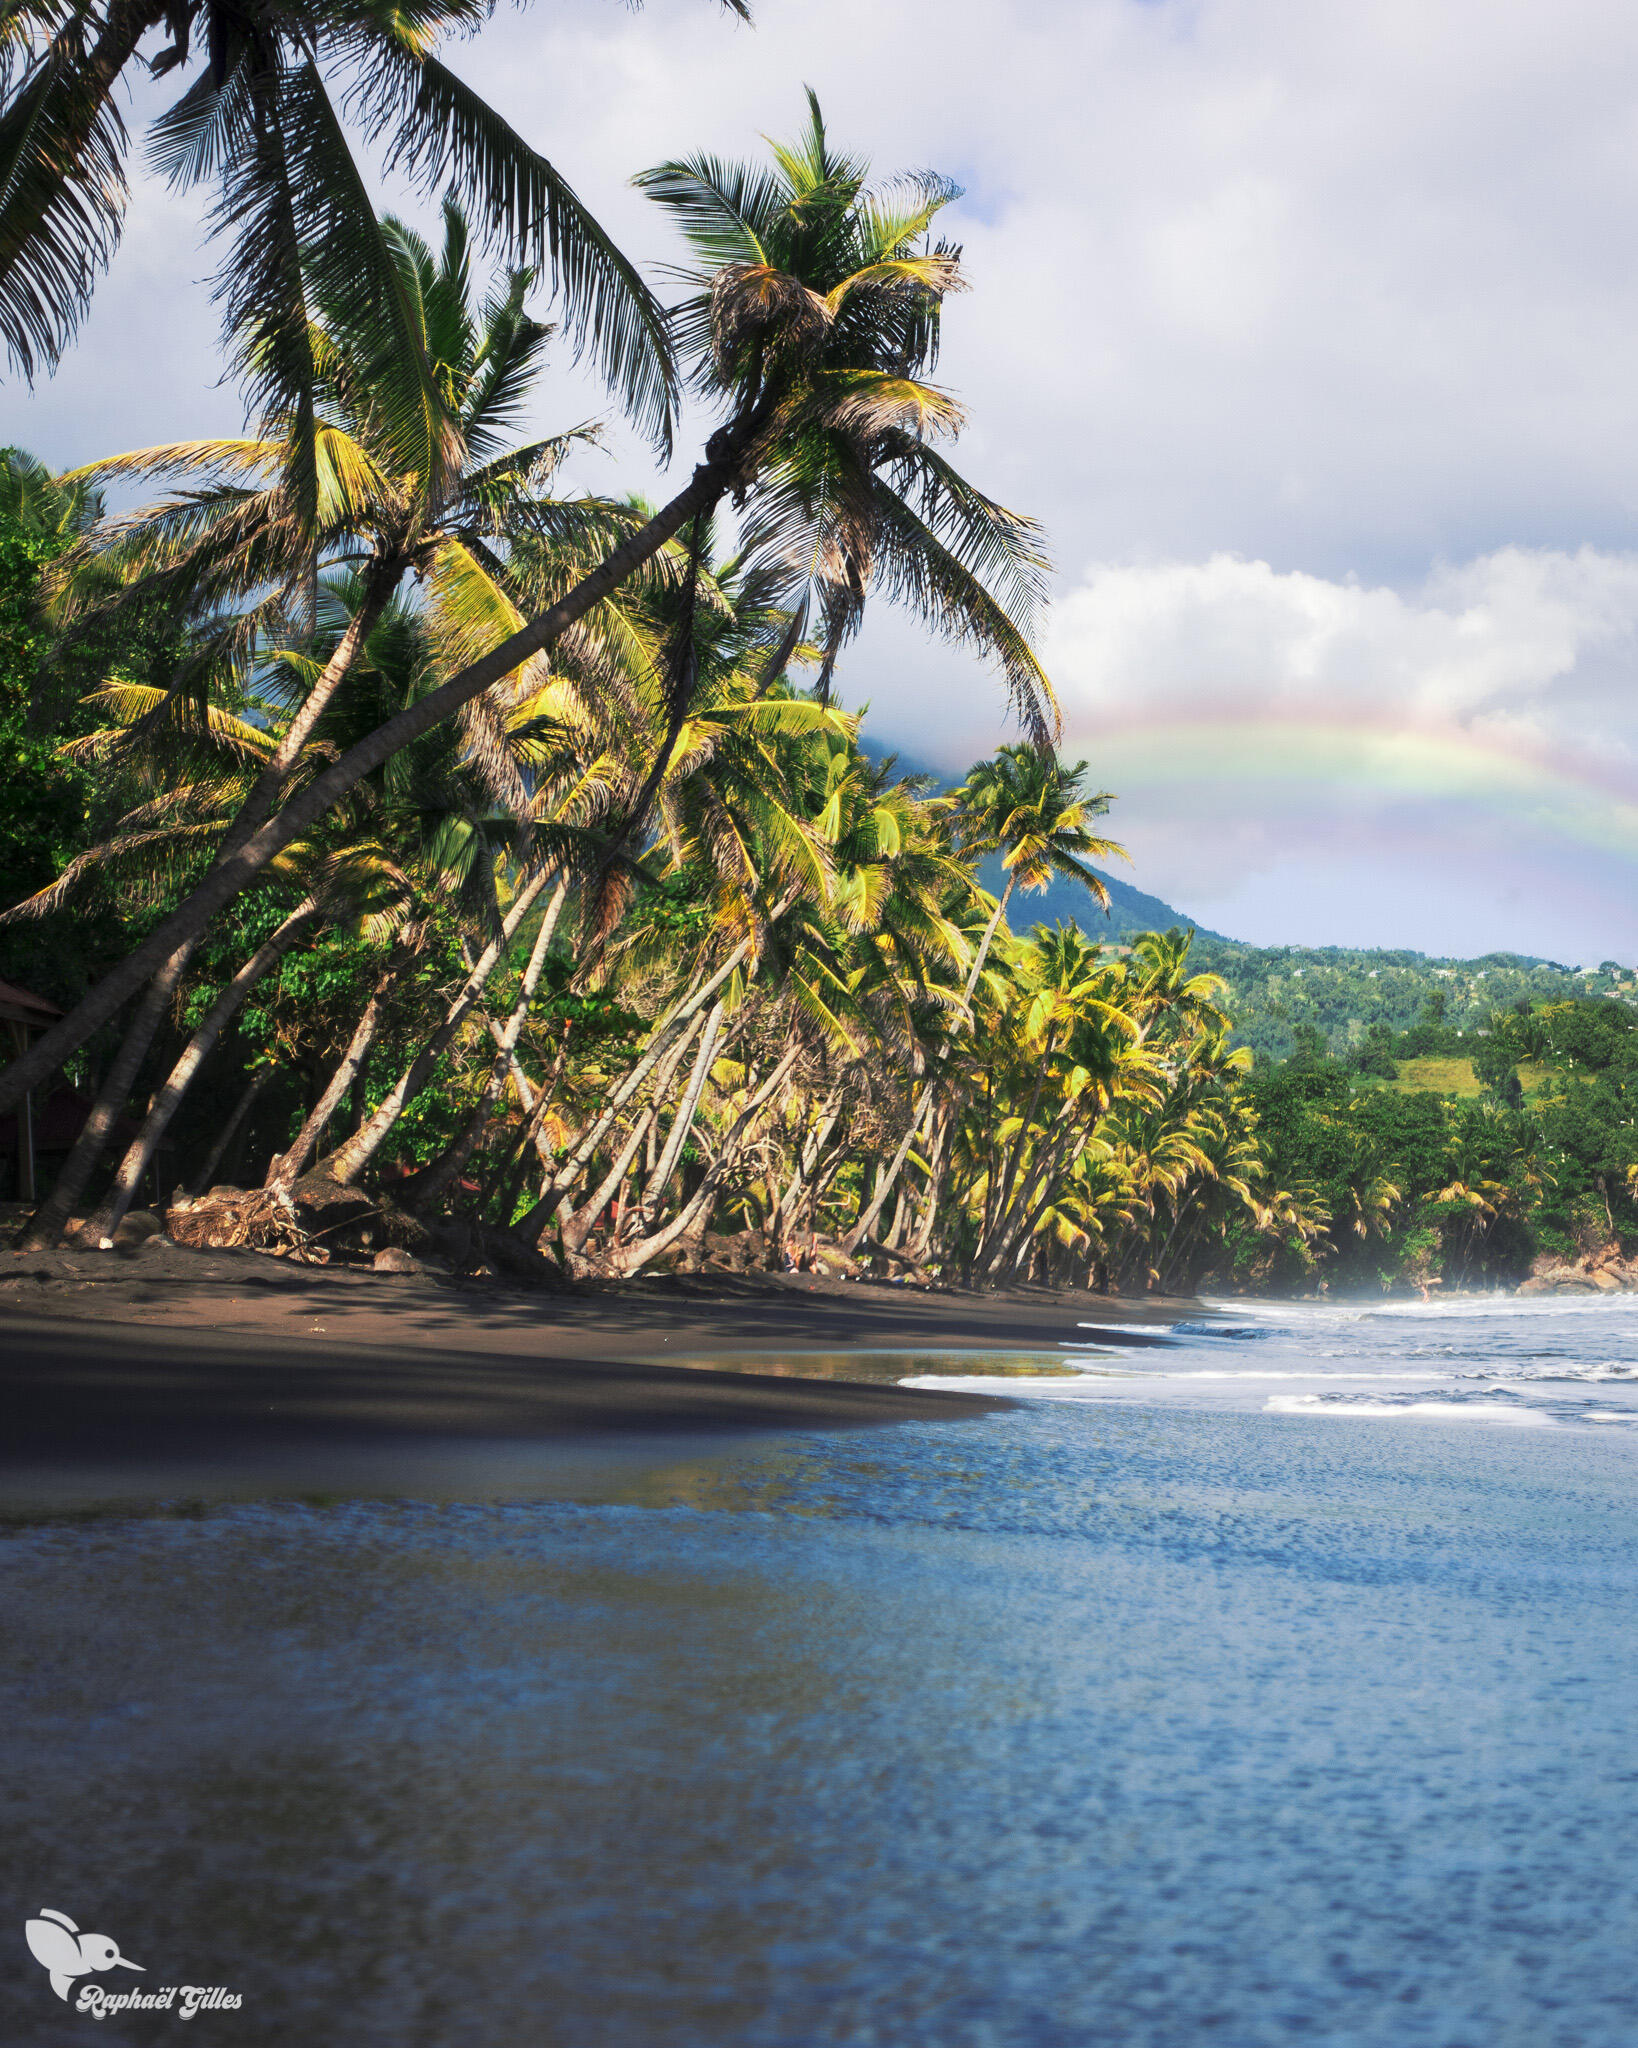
[978,858,1230,945]
[1183,942,1638,1063]
[970,820,1634,1062]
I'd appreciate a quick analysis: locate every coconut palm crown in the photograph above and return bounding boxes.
[636,92,1060,747]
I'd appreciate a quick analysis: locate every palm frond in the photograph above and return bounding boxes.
[60,438,282,487]
[361,49,677,451]
[0,815,228,923]
[878,429,1051,636]
[867,475,1061,750]
[0,23,130,377]
[634,153,788,271]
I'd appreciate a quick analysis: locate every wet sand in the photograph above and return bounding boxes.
[0,1241,1196,1502]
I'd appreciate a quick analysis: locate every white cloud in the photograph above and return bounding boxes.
[1044,547,1638,739]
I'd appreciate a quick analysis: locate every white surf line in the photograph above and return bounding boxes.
[1264,1394,1553,1426]
[1077,1321,1181,1334]
[1135,1369,1451,1381]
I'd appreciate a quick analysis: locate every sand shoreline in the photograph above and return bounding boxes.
[0,1239,1199,1504]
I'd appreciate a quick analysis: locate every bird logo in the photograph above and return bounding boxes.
[24,1909,144,2002]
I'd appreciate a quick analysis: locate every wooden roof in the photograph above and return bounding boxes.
[0,977,62,1030]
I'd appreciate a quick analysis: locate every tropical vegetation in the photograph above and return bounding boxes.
[5,31,1633,1301]
[7,398,1635,1294]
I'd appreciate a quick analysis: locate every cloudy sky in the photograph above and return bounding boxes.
[15,0,1638,961]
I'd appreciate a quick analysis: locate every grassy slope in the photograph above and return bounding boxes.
[1383,1057,1556,1099]
[1388,1056,1484,1097]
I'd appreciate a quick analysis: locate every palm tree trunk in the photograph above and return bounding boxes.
[462,934,556,1170]
[804,1142,857,1238]
[403,880,567,1211]
[634,1001,724,1229]
[496,1047,554,1163]
[606,1049,800,1279]
[0,441,753,1122]
[19,935,197,1249]
[905,1106,952,1261]
[87,897,326,1244]
[513,942,753,1245]
[323,862,560,1185]
[267,928,428,1194]
[838,875,1016,1259]
[771,1091,842,1250]
[977,1048,1057,1274]
[226,560,401,852]
[610,1010,716,1237]
[1154,1183,1207,1290]
[960,875,1016,1011]
[561,1106,662,1258]
[561,1015,713,1256]
[984,1124,1081,1280]
[483,1021,575,1225]
[842,1084,932,1255]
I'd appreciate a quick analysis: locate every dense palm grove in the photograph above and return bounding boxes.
[6,403,1636,1294]
[2,391,1278,1290]
[9,357,1626,1296]
[3,34,1633,1297]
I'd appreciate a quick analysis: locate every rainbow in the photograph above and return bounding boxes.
[1068,715,1638,861]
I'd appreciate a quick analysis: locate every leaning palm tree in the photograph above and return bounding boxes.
[0,0,728,422]
[0,95,1059,1138]
[639,92,1059,729]
[8,203,654,1242]
[55,198,623,792]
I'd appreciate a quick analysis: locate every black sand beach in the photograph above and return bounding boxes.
[0,1241,1192,1492]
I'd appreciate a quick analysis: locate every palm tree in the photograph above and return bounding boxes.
[963,925,1147,1279]
[955,745,1122,1003]
[0,96,1059,1137]
[591,716,969,1277]
[0,443,101,536]
[55,198,621,806]
[261,550,652,1196]
[639,93,1057,730]
[8,203,650,1238]
[842,742,1124,1253]
[515,672,858,1258]
[1126,927,1230,1038]
[1429,1103,1544,1284]
[1330,1137,1401,1249]
[0,0,719,419]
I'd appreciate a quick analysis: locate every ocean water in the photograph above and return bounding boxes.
[908,1288,1638,1429]
[3,1296,1637,2046]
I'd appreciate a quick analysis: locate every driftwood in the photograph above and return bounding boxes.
[166,1182,380,1264]
[166,1178,568,1288]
